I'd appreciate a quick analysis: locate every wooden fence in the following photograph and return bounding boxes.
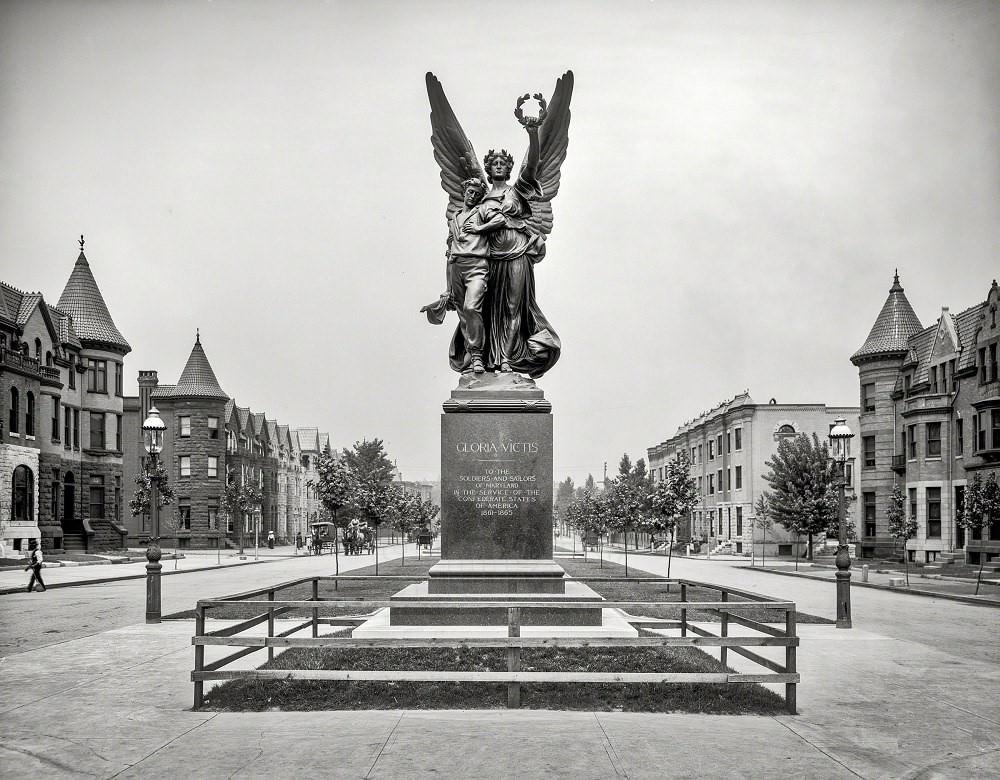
[191,575,799,713]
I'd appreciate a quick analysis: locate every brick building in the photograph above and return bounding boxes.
[123,335,331,548]
[852,275,1000,564]
[647,393,859,558]
[1,239,130,553]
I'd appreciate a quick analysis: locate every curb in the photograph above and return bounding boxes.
[0,555,294,596]
[739,565,1000,607]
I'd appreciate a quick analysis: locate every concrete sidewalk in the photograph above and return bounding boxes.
[1,549,998,778]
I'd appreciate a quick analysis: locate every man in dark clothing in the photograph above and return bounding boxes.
[25,541,46,592]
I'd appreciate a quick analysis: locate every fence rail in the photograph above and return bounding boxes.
[191,575,799,713]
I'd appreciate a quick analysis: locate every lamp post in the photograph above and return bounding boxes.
[828,418,855,629]
[142,406,166,624]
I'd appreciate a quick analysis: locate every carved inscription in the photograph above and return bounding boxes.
[453,467,541,517]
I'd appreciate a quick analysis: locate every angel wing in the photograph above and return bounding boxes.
[426,73,486,223]
[521,71,574,237]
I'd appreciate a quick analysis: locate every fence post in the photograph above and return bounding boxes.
[507,606,521,709]
[267,589,275,663]
[785,607,797,714]
[720,589,729,667]
[312,579,319,638]
[680,582,688,638]
[193,604,205,710]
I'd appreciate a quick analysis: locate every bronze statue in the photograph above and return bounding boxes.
[421,71,573,379]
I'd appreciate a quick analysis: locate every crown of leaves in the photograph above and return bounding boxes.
[484,149,514,169]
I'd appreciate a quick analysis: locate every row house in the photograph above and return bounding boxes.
[122,334,331,547]
[647,393,858,558]
[1,239,130,553]
[852,275,1000,564]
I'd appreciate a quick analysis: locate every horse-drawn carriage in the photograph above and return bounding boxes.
[308,522,339,555]
[342,521,375,555]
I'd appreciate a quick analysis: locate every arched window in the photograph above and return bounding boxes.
[12,464,34,522]
[25,392,34,436]
[34,338,41,359]
[778,424,796,435]
[8,387,18,433]
[46,351,52,366]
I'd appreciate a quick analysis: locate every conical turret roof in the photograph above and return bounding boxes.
[169,331,229,400]
[851,272,923,362]
[56,237,131,353]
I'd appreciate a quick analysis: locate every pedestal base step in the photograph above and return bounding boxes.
[388,580,604,626]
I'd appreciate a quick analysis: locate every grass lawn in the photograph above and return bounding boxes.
[202,556,801,714]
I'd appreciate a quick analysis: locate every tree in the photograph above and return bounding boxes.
[752,493,774,568]
[311,453,355,579]
[566,489,609,567]
[555,477,575,534]
[762,433,839,560]
[605,476,645,576]
[649,451,699,577]
[958,472,1000,595]
[886,483,916,586]
[341,439,396,573]
[129,459,176,536]
[221,468,263,555]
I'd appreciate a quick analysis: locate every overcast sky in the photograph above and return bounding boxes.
[2,0,997,485]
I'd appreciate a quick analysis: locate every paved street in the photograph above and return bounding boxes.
[1,544,998,778]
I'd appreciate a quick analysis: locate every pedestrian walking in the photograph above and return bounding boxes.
[267,530,275,549]
[25,541,46,592]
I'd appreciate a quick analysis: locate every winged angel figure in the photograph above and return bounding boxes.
[420,71,573,379]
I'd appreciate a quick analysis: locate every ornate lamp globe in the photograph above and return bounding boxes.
[828,418,854,464]
[142,406,166,456]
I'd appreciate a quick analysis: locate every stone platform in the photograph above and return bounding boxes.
[385,580,606,626]
[427,559,567,594]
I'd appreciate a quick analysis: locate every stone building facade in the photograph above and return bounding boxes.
[647,393,859,558]
[852,275,1000,564]
[1,239,129,553]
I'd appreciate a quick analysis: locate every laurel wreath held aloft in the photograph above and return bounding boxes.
[514,92,547,128]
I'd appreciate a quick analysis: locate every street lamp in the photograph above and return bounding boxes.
[142,406,166,624]
[828,418,855,629]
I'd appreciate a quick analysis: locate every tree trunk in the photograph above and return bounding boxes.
[976,553,985,596]
[623,528,629,577]
[807,533,814,561]
[667,527,675,579]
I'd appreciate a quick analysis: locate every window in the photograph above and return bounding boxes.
[708,474,715,495]
[89,474,105,519]
[115,362,123,396]
[845,462,854,488]
[25,391,34,436]
[862,383,876,413]
[718,509,723,535]
[926,487,941,538]
[116,414,122,452]
[930,365,938,394]
[926,422,941,458]
[908,488,917,521]
[90,412,105,450]
[726,432,732,454]
[208,416,219,439]
[950,359,958,391]
[64,405,71,447]
[178,503,191,531]
[863,436,875,468]
[208,456,218,478]
[980,347,988,383]
[51,469,60,523]
[73,409,80,449]
[717,469,723,494]
[726,468,732,490]
[8,387,19,433]
[735,466,743,490]
[904,374,911,394]
[68,357,76,389]
[863,492,876,537]
[114,476,121,524]
[716,435,723,457]
[51,398,60,441]
[86,359,107,393]
[734,428,742,451]
[736,506,743,536]
[208,504,219,530]
[993,409,1000,450]
[179,416,191,438]
[991,343,998,382]
[697,444,703,462]
[12,465,34,521]
[907,425,917,459]
[697,476,703,495]
[955,419,963,456]
[180,456,191,478]
[708,440,715,460]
